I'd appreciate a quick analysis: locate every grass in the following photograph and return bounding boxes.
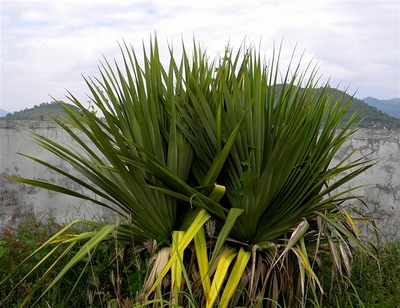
[342,242,400,307]
[1,213,399,307]
[0,212,122,307]
[316,240,400,308]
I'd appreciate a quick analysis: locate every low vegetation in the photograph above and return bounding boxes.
[1,213,399,307]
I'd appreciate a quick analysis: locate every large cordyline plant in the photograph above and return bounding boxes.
[1,37,374,307]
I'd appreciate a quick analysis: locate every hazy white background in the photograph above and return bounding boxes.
[1,0,399,112]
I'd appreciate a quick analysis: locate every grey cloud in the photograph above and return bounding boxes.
[1,0,399,112]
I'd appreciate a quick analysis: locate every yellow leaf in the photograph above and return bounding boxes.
[343,209,360,236]
[171,231,185,294]
[206,248,237,308]
[219,248,251,308]
[194,226,211,295]
[146,209,210,296]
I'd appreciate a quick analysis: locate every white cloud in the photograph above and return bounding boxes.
[1,0,399,112]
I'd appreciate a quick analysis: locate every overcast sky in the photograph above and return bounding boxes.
[1,0,399,112]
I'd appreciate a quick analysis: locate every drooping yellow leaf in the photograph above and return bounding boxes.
[194,226,211,295]
[343,208,360,237]
[147,209,210,296]
[171,231,185,295]
[207,247,237,308]
[219,248,251,308]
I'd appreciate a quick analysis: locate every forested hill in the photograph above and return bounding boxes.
[348,98,400,129]
[0,101,80,121]
[1,90,400,128]
[283,86,400,129]
[321,88,400,129]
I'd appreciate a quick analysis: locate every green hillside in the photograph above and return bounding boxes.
[289,86,400,129]
[322,88,400,129]
[0,101,80,121]
[1,91,399,128]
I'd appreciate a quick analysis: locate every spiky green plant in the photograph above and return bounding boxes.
[1,37,375,307]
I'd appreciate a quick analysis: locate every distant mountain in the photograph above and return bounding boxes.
[278,86,400,129]
[344,95,400,129]
[363,97,400,118]
[0,108,10,117]
[0,101,80,121]
[1,92,399,129]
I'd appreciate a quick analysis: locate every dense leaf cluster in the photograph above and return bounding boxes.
[1,38,377,307]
